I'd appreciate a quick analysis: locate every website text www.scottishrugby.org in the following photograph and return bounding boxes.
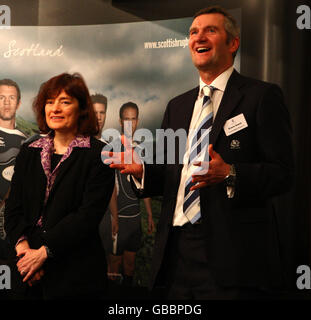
[144,37,189,49]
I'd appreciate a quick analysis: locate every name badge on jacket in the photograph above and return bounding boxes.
[223,113,248,136]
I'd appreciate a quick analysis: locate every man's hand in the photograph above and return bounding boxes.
[102,135,143,179]
[190,144,230,191]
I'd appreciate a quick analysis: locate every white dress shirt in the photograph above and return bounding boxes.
[172,66,234,226]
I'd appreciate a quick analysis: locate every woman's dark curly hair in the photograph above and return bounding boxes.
[32,72,99,136]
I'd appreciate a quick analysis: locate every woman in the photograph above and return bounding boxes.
[4,73,114,299]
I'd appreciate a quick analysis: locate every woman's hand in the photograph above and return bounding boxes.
[27,269,45,287]
[17,246,47,282]
[15,239,30,256]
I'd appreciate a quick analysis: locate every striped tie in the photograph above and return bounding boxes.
[183,85,214,224]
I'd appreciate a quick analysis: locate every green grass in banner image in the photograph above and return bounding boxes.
[16,116,39,137]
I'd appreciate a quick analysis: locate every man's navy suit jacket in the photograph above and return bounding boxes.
[136,70,294,290]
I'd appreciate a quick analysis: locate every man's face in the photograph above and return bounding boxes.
[120,107,138,137]
[189,13,239,73]
[0,85,20,121]
[93,103,107,132]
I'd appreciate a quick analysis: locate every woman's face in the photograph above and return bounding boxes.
[45,90,80,135]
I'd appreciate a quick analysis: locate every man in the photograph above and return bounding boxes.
[91,93,107,140]
[0,79,26,257]
[105,6,294,299]
[91,93,121,284]
[103,102,154,287]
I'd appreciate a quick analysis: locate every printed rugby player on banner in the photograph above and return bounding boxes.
[0,79,26,252]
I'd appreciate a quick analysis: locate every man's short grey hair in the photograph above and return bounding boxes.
[194,6,240,57]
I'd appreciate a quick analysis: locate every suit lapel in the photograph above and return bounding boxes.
[24,149,48,222]
[35,154,48,216]
[210,70,245,146]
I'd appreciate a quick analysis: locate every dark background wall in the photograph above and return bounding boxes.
[4,0,311,292]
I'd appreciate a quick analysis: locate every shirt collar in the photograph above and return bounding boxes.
[0,125,26,137]
[199,66,234,96]
[29,133,91,149]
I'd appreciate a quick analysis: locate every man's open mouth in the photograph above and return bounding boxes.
[196,47,211,53]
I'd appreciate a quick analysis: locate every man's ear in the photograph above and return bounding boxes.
[229,37,240,55]
[16,100,21,111]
